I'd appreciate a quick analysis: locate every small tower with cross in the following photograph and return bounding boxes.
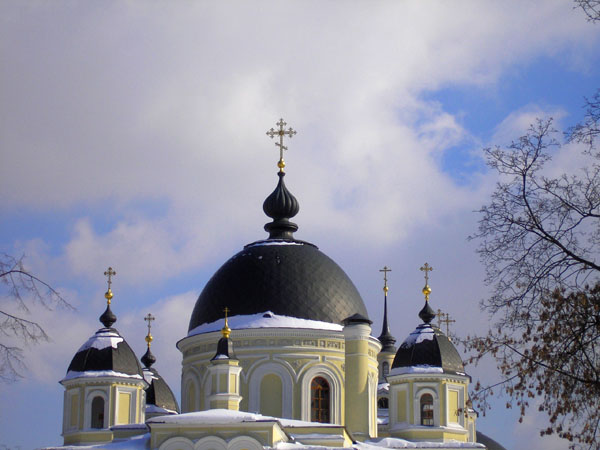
[377,266,397,383]
[207,307,242,411]
[141,313,180,419]
[59,267,148,446]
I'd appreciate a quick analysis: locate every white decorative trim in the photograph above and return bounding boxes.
[413,385,439,427]
[194,436,227,450]
[182,373,199,412]
[248,362,294,417]
[300,364,342,424]
[114,385,139,425]
[228,436,263,450]
[159,436,194,450]
[83,387,109,429]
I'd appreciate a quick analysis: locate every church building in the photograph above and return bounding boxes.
[49,120,505,450]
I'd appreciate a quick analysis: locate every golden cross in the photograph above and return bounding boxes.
[144,313,155,347]
[420,262,433,285]
[266,118,297,172]
[222,307,231,338]
[438,311,456,336]
[379,266,391,296]
[104,267,116,290]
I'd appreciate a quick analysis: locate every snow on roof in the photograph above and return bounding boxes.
[142,368,159,383]
[389,365,443,376]
[61,370,143,382]
[378,382,390,392]
[360,438,485,448]
[147,409,345,428]
[147,409,267,425]
[188,311,343,336]
[77,329,123,352]
[42,433,150,449]
[400,324,435,347]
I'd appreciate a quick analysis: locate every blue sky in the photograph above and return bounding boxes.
[1,1,599,449]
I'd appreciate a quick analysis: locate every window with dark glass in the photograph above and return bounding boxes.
[91,396,105,429]
[420,393,434,426]
[310,377,330,423]
[378,397,389,409]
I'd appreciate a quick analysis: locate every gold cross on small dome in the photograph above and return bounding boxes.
[103,267,116,304]
[419,263,433,301]
[266,118,297,172]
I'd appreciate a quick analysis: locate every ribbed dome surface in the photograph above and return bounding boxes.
[66,328,144,378]
[392,323,464,375]
[144,367,180,413]
[188,239,369,332]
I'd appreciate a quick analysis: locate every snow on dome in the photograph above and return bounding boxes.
[400,324,435,347]
[76,329,123,352]
[390,365,444,376]
[246,240,305,248]
[61,370,143,382]
[188,311,343,337]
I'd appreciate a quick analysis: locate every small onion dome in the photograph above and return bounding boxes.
[263,171,300,240]
[212,335,236,360]
[143,366,180,415]
[62,328,144,382]
[392,301,464,375]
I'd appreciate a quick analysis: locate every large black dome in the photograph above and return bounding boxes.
[188,239,369,332]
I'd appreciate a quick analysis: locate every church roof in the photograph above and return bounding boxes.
[188,169,369,331]
[143,367,180,414]
[63,327,144,382]
[391,301,465,376]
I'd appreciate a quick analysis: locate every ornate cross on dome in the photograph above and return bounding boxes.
[144,313,155,348]
[420,262,433,301]
[222,307,231,338]
[379,266,391,296]
[103,266,116,304]
[437,310,456,335]
[266,118,297,172]
[104,267,116,290]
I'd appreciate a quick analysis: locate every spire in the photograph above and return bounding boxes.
[99,267,117,328]
[141,313,156,368]
[377,266,396,352]
[418,262,436,324]
[263,118,300,240]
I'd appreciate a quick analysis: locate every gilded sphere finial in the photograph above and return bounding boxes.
[278,159,286,171]
[422,284,431,301]
[105,288,113,303]
[145,333,153,346]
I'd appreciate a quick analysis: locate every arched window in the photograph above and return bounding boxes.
[420,393,434,426]
[91,396,105,429]
[310,377,330,423]
[378,397,389,409]
[382,361,389,377]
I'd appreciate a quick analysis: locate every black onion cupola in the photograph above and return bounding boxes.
[392,263,465,375]
[63,268,144,381]
[188,119,369,331]
[142,313,180,418]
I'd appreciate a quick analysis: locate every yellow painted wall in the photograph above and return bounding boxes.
[230,374,237,393]
[397,390,406,423]
[69,392,79,428]
[260,374,283,417]
[448,389,459,424]
[117,392,130,425]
